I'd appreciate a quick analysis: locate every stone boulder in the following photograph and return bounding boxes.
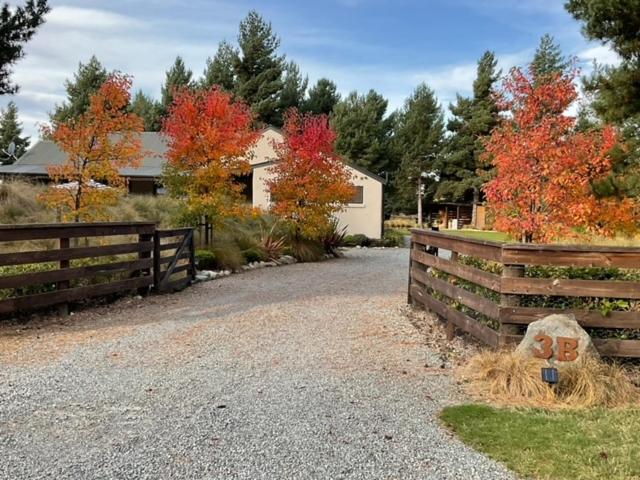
[515,314,599,367]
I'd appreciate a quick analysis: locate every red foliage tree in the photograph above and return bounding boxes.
[162,87,258,224]
[483,67,637,242]
[266,110,354,239]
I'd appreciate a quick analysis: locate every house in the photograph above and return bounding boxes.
[0,127,384,238]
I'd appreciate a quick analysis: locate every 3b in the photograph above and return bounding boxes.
[532,334,579,362]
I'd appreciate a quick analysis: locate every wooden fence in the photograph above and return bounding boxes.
[408,229,640,358]
[154,228,196,293]
[0,222,195,316]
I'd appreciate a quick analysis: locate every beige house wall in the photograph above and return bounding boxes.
[252,163,383,239]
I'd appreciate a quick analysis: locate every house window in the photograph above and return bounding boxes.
[350,186,364,204]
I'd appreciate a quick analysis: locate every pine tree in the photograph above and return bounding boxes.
[161,56,193,113]
[567,0,640,196]
[130,91,162,131]
[0,0,50,94]
[0,101,29,164]
[275,61,308,123]
[200,40,238,91]
[531,34,570,83]
[435,51,500,216]
[51,56,109,123]
[234,10,285,126]
[392,84,445,213]
[331,89,392,174]
[302,78,341,115]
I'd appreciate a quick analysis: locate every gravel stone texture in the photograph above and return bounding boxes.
[0,248,515,480]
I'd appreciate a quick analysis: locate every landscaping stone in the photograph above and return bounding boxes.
[515,313,600,366]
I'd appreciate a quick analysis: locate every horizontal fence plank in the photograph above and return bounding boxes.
[411,267,500,320]
[500,307,640,329]
[0,258,152,290]
[0,276,152,314]
[410,284,500,347]
[411,229,503,262]
[155,228,193,238]
[0,222,155,241]
[410,249,501,291]
[0,241,153,267]
[502,277,640,299]
[158,241,184,252]
[165,264,191,276]
[158,251,191,266]
[501,244,640,268]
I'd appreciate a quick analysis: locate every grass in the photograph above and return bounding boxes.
[440,404,640,480]
[442,229,511,243]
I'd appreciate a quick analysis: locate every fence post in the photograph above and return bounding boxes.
[152,230,161,293]
[189,229,196,281]
[445,249,460,340]
[57,236,70,316]
[138,230,153,296]
[499,263,525,343]
[407,236,414,305]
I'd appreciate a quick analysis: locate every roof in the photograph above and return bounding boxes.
[0,132,168,178]
[0,127,385,184]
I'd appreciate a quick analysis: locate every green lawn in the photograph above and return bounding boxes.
[440,404,640,480]
[442,229,511,243]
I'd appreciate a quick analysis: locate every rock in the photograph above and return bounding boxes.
[195,274,209,282]
[515,314,599,367]
[223,270,231,276]
[265,261,277,267]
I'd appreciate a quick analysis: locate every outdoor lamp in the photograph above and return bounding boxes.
[541,367,559,385]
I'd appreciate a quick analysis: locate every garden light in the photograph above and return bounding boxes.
[541,367,559,385]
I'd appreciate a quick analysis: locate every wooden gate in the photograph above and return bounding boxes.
[153,228,196,293]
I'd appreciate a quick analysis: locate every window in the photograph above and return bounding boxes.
[350,186,364,204]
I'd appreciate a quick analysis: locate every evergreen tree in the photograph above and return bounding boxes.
[392,84,445,213]
[302,78,341,115]
[234,10,285,126]
[130,91,162,131]
[161,56,193,113]
[276,61,308,123]
[0,0,50,94]
[0,101,29,163]
[435,51,500,212]
[331,89,392,174]
[200,40,238,91]
[567,0,640,196]
[531,34,570,82]
[51,56,109,123]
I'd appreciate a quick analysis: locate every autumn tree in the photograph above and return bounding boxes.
[266,110,354,239]
[39,74,144,222]
[483,66,637,242]
[162,87,258,225]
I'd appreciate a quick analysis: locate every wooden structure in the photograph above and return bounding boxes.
[153,228,196,293]
[0,222,195,316]
[408,229,640,358]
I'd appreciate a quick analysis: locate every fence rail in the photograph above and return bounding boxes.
[408,229,640,358]
[0,222,195,317]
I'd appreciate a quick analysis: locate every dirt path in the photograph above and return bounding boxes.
[0,248,513,479]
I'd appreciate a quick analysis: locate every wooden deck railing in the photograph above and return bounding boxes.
[408,229,640,358]
[0,222,196,316]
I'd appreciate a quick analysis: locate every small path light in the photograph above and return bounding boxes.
[541,367,559,385]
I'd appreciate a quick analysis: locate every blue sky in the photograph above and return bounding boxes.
[4,0,620,139]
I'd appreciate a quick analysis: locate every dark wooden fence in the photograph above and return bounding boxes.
[154,228,196,293]
[0,222,195,316]
[408,229,640,358]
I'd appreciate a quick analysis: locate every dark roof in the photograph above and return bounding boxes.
[0,132,168,178]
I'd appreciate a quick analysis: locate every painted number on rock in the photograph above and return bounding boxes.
[532,334,579,362]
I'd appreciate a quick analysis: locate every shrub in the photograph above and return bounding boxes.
[321,220,346,256]
[243,247,266,263]
[195,249,216,270]
[289,237,324,262]
[210,242,244,271]
[343,234,370,247]
[383,229,406,247]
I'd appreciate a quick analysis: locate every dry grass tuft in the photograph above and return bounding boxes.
[460,350,639,409]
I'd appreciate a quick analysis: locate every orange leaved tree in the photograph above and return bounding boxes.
[266,110,354,239]
[39,74,144,222]
[483,66,637,243]
[162,87,258,225]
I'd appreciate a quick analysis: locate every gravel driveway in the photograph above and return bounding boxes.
[0,248,513,480]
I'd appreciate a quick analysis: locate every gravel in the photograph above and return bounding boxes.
[0,248,514,480]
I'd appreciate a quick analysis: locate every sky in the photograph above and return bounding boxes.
[3,0,622,140]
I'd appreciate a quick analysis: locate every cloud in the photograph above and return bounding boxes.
[577,45,621,67]
[46,6,146,30]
